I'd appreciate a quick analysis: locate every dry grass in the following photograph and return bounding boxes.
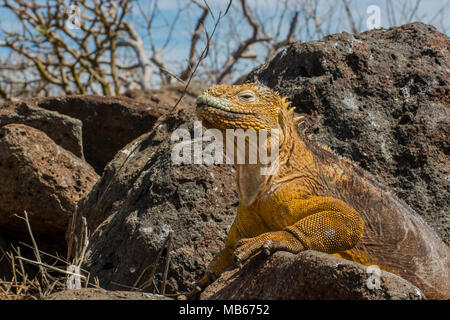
[0,211,176,300]
[0,211,99,300]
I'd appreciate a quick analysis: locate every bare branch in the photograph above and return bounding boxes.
[180,3,209,81]
[217,0,270,83]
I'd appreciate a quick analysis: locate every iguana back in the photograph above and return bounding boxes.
[303,134,449,299]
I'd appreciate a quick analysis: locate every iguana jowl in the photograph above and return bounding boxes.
[195,83,449,299]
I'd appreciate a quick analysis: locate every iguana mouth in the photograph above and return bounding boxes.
[196,95,250,115]
[197,104,250,116]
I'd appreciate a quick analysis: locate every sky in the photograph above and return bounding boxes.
[0,0,448,86]
[136,0,450,81]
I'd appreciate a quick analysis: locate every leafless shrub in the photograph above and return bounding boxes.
[0,0,447,101]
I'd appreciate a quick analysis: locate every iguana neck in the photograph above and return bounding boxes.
[236,121,315,206]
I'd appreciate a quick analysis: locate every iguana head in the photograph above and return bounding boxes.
[196,83,296,131]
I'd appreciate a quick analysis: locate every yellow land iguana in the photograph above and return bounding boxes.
[193,83,449,299]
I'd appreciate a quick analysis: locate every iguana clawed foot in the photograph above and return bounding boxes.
[190,230,304,297]
[189,270,217,299]
[233,230,305,266]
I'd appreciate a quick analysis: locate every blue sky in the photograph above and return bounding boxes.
[127,0,450,75]
[0,0,448,85]
[139,0,450,81]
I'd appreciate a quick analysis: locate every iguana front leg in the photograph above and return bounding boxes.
[233,230,303,263]
[190,219,243,295]
[191,196,364,296]
[234,197,364,263]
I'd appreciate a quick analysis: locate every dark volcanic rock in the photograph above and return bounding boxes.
[246,22,450,243]
[201,251,425,300]
[46,288,172,300]
[0,101,83,158]
[0,124,98,237]
[123,83,205,106]
[27,94,174,174]
[1,85,206,175]
[69,94,238,294]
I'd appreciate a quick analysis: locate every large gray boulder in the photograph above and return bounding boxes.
[0,101,83,159]
[69,93,238,294]
[46,288,172,300]
[0,124,98,237]
[28,85,202,174]
[246,22,450,243]
[201,251,425,300]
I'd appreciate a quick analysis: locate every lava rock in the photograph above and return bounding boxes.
[69,95,238,294]
[0,101,83,159]
[0,124,98,237]
[28,93,175,174]
[201,250,425,300]
[46,288,172,300]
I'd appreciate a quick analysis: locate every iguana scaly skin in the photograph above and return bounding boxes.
[194,83,450,299]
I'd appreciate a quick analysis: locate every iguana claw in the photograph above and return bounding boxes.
[188,270,218,299]
[233,256,243,269]
[208,270,217,281]
[263,240,272,256]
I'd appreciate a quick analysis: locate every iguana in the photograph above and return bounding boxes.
[193,83,449,299]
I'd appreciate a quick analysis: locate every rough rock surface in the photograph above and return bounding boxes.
[123,83,205,106]
[201,251,425,300]
[0,124,98,237]
[246,22,450,243]
[46,288,172,300]
[29,90,192,174]
[0,101,83,159]
[69,92,238,294]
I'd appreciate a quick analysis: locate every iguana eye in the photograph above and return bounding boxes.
[237,90,256,102]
